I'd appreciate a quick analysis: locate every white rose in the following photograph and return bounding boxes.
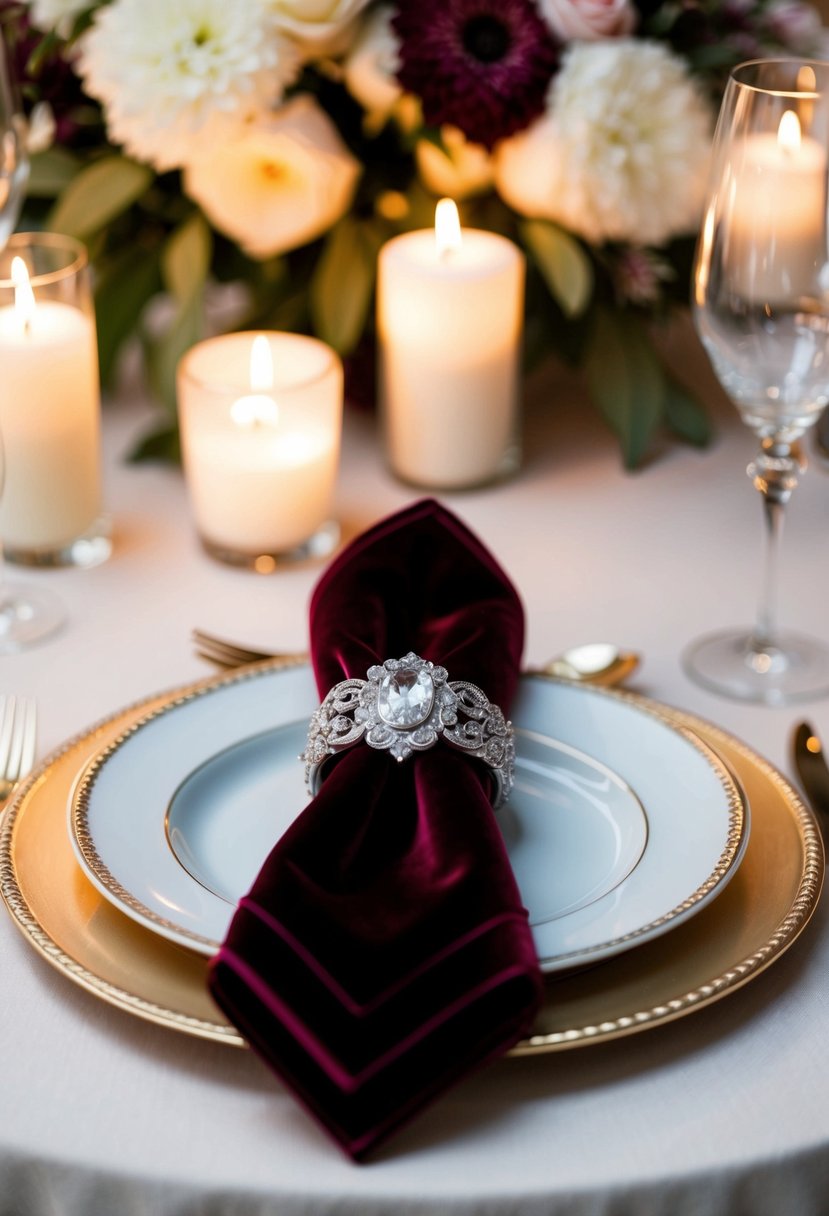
[183,95,361,259]
[416,127,493,200]
[538,0,636,41]
[265,0,372,56]
[343,5,401,120]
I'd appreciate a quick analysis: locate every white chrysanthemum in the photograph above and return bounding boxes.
[495,40,713,247]
[77,0,299,172]
[28,0,89,35]
[183,95,361,258]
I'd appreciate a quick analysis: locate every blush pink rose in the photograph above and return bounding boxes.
[538,0,637,41]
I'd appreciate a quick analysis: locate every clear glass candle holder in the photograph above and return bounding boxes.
[0,232,110,569]
[177,332,343,571]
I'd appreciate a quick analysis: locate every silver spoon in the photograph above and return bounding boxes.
[528,642,641,687]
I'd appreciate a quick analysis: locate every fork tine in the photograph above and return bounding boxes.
[0,696,15,776]
[17,698,36,781]
[191,629,272,665]
[0,695,36,796]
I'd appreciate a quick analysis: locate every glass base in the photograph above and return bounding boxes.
[0,584,65,654]
[200,520,340,572]
[682,627,829,706]
[3,517,112,569]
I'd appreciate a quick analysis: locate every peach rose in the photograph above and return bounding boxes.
[538,0,636,41]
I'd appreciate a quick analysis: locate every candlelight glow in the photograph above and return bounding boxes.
[249,334,274,391]
[778,110,802,153]
[11,257,35,332]
[229,335,279,427]
[435,197,462,259]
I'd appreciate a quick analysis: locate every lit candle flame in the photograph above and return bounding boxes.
[249,334,274,392]
[11,256,35,335]
[778,110,802,154]
[435,198,462,260]
[230,335,279,427]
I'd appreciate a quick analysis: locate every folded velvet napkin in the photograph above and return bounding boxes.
[208,499,543,1159]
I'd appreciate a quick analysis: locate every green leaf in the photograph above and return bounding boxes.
[585,311,664,469]
[143,291,205,417]
[162,212,212,307]
[26,146,81,198]
[663,375,714,447]
[520,219,594,320]
[310,218,380,356]
[94,246,162,387]
[48,156,153,241]
[127,422,181,465]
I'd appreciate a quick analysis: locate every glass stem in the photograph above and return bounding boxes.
[749,438,799,654]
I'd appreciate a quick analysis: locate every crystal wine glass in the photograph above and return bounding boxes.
[686,58,829,705]
[0,35,64,653]
[0,32,28,249]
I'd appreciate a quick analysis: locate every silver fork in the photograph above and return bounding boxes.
[0,695,37,802]
[192,628,306,669]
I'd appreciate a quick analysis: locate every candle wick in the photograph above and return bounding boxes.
[23,317,31,339]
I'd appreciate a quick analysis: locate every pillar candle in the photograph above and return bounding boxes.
[726,110,827,301]
[0,254,101,553]
[378,200,524,489]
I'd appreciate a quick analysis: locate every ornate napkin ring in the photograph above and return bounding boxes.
[302,652,515,807]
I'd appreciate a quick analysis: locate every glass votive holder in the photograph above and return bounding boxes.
[177,331,343,570]
[0,232,111,567]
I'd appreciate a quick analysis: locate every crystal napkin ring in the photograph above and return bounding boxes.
[302,652,515,808]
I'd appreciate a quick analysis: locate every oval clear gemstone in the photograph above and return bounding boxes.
[377,665,434,728]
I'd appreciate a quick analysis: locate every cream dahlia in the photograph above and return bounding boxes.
[77,0,299,173]
[495,39,713,247]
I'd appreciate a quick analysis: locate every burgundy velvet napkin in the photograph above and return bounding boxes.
[208,499,543,1160]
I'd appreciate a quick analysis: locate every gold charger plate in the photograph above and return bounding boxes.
[0,666,823,1054]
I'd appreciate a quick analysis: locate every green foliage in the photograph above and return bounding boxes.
[519,220,594,320]
[48,155,153,241]
[310,217,383,356]
[584,309,712,469]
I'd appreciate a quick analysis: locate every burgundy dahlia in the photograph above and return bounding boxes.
[392,0,559,150]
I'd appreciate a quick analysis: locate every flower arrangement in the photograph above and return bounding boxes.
[2,0,827,466]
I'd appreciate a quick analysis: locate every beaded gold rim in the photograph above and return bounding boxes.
[0,663,823,1053]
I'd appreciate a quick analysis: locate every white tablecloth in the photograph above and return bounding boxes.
[2,324,829,1215]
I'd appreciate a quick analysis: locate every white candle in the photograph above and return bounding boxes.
[726,110,828,301]
[177,332,342,564]
[378,199,524,489]
[0,255,101,552]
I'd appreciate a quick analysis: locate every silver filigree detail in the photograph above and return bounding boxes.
[302,652,514,807]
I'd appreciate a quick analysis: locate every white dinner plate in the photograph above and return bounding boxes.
[69,665,747,972]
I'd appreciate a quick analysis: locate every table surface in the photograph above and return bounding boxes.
[2,322,829,1216]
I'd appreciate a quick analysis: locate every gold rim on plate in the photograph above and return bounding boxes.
[0,663,823,1054]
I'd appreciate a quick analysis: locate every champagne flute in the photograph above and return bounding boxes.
[0,30,28,248]
[685,58,829,705]
[0,33,64,653]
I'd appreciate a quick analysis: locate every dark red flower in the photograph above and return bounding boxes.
[392,0,559,150]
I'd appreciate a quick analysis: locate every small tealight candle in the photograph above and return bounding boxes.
[0,232,108,567]
[177,332,343,569]
[377,199,525,490]
[726,109,828,300]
